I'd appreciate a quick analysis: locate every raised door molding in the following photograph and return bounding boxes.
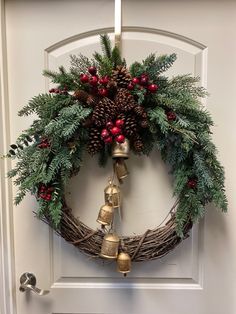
[45,27,207,290]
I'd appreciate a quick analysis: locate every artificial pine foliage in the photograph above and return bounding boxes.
[3,34,227,235]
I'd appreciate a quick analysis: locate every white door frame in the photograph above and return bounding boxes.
[0,1,16,313]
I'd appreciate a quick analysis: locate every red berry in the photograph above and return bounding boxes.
[98,88,108,97]
[115,134,125,143]
[187,179,197,189]
[104,136,113,144]
[101,129,110,139]
[47,187,54,192]
[148,84,158,93]
[40,185,46,192]
[132,77,140,85]
[49,88,55,93]
[39,193,46,199]
[38,142,48,149]
[140,76,149,86]
[39,140,50,148]
[80,74,89,83]
[55,89,60,94]
[89,76,98,86]
[45,194,52,201]
[166,111,176,121]
[115,119,124,128]
[99,76,109,85]
[111,126,121,136]
[127,83,134,90]
[106,121,113,130]
[88,66,97,75]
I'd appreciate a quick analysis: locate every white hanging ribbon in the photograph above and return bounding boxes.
[114,0,122,50]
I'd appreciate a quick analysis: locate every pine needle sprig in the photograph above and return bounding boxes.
[43,66,75,90]
[100,34,112,59]
[143,53,177,78]
[70,53,94,74]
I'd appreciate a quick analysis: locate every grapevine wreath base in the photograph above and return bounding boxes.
[41,204,192,262]
[6,35,227,274]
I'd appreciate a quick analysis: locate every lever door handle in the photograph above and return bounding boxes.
[19,272,50,296]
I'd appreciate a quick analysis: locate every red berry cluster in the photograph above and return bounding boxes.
[38,185,54,201]
[49,87,68,95]
[80,66,110,97]
[38,138,50,149]
[166,111,176,121]
[187,178,197,189]
[127,73,159,93]
[101,119,125,144]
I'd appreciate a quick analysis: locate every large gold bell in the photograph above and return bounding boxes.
[104,182,121,209]
[96,204,114,226]
[117,252,131,275]
[112,138,130,159]
[114,159,129,181]
[100,233,120,259]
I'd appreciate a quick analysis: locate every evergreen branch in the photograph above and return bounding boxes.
[147,107,169,134]
[169,125,198,144]
[100,34,112,59]
[111,46,123,68]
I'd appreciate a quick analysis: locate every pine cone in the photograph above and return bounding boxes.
[106,79,117,95]
[112,66,131,88]
[87,127,103,155]
[140,119,149,128]
[117,113,126,121]
[133,106,149,128]
[133,136,144,153]
[124,115,138,137]
[92,98,117,127]
[115,88,136,112]
[74,89,97,107]
[133,106,147,118]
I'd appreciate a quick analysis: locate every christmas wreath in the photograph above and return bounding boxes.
[5,35,227,275]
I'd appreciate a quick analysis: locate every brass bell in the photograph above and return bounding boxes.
[117,252,131,275]
[112,138,130,159]
[114,159,129,181]
[104,182,121,209]
[96,204,114,226]
[100,233,120,259]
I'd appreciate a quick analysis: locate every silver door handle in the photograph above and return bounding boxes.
[19,272,50,296]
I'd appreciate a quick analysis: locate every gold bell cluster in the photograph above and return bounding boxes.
[96,139,132,275]
[100,233,131,276]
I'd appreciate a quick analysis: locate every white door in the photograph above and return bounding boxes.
[1,1,236,313]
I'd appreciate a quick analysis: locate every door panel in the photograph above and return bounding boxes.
[2,1,236,313]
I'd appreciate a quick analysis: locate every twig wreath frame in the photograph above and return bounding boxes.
[5,35,227,272]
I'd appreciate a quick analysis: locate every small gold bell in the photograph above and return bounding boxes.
[96,204,114,226]
[100,233,120,259]
[104,182,121,209]
[112,138,130,159]
[117,252,131,275]
[114,159,129,181]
